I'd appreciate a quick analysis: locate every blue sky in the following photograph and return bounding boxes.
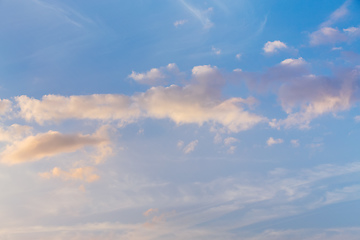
[1,0,360,239]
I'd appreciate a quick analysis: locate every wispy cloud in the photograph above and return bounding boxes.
[178,0,214,29]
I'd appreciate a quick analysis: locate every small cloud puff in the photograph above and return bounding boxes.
[267,137,283,146]
[291,139,300,147]
[183,140,198,154]
[263,40,288,53]
[174,19,187,27]
[128,63,179,85]
[212,46,221,55]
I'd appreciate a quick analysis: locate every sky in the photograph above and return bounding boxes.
[1,0,360,239]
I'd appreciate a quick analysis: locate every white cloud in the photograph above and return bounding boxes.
[263,40,287,53]
[174,19,187,27]
[235,53,241,60]
[280,57,306,66]
[291,139,300,147]
[183,140,198,154]
[267,137,283,146]
[212,46,221,55]
[128,63,179,85]
[309,27,347,45]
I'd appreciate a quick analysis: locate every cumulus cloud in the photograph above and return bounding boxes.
[128,63,180,85]
[39,166,100,183]
[15,65,265,133]
[267,137,283,146]
[183,140,198,154]
[263,40,287,53]
[1,130,108,165]
[271,68,358,128]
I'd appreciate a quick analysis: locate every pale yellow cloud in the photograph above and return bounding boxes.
[0,124,32,142]
[16,94,141,125]
[39,166,100,183]
[0,99,12,115]
[15,65,265,133]
[1,131,108,165]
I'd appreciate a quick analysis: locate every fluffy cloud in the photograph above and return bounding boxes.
[1,130,108,165]
[267,137,283,146]
[39,166,100,182]
[128,63,180,85]
[263,40,287,53]
[15,65,265,133]
[271,68,358,128]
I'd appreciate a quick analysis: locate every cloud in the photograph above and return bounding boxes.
[309,27,347,45]
[291,139,300,147]
[263,40,288,53]
[1,130,108,165]
[174,19,187,27]
[223,137,238,145]
[212,46,221,55]
[235,53,242,60]
[320,0,351,27]
[143,208,159,217]
[177,140,184,149]
[39,166,100,183]
[183,140,198,154]
[271,68,358,128]
[267,137,283,146]
[0,99,12,116]
[15,65,265,133]
[16,94,141,125]
[179,0,213,29]
[128,63,180,85]
[0,124,32,142]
